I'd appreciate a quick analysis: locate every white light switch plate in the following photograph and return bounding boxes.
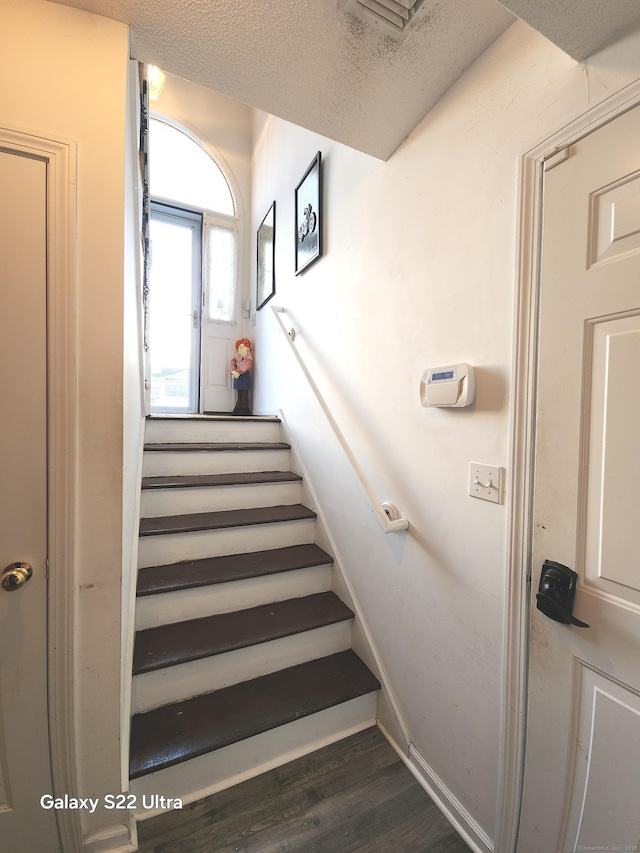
[469,463,502,503]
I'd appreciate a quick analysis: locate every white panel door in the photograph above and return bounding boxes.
[201,325,235,413]
[0,151,59,850]
[519,105,640,851]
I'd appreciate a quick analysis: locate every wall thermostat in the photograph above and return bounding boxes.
[420,363,475,408]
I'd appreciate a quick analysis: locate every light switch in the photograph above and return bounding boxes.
[469,463,502,503]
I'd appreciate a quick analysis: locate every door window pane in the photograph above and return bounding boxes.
[149,212,200,411]
[205,222,236,323]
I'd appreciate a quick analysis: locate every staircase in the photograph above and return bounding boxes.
[129,415,380,810]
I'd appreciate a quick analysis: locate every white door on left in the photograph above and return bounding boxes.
[0,149,60,851]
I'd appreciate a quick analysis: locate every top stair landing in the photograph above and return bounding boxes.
[145,415,282,445]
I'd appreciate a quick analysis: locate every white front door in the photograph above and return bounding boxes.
[0,151,59,850]
[519,105,640,851]
[148,203,202,413]
[148,204,238,414]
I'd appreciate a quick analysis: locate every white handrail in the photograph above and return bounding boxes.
[271,305,409,533]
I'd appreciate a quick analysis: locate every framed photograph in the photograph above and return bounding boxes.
[256,201,276,310]
[294,152,322,275]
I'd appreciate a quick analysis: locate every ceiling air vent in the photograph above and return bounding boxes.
[339,0,428,40]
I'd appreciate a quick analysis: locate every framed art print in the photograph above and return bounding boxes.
[256,201,275,310]
[295,152,322,275]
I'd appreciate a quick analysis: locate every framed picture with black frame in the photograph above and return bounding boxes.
[256,201,276,310]
[294,152,322,275]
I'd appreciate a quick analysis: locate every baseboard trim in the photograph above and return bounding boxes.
[380,726,493,853]
[84,822,136,853]
[408,743,493,853]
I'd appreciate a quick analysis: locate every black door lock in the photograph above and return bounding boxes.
[536,560,590,628]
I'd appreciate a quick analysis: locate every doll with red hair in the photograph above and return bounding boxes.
[230,338,253,416]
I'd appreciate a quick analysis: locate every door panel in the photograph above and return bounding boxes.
[519,106,640,851]
[585,313,640,596]
[561,666,640,851]
[589,170,640,266]
[201,327,234,413]
[0,150,59,849]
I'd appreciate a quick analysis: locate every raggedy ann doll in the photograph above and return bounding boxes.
[230,338,253,416]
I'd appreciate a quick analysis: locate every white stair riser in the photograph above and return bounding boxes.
[140,481,302,518]
[135,564,332,630]
[142,449,290,477]
[132,621,352,714]
[137,518,316,568]
[145,418,281,444]
[130,695,378,817]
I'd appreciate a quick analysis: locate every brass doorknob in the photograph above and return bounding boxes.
[1,562,33,591]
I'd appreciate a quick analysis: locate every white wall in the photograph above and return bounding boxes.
[0,0,130,843]
[251,21,640,842]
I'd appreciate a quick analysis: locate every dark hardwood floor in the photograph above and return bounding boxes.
[136,726,471,852]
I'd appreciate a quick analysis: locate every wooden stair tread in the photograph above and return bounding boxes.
[141,470,302,490]
[147,415,280,422]
[129,651,380,779]
[136,544,333,596]
[133,592,353,675]
[139,504,316,537]
[144,442,290,452]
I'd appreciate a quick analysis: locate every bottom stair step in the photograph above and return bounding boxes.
[129,650,380,780]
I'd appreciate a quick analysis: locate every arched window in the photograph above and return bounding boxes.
[147,117,240,413]
[149,118,235,216]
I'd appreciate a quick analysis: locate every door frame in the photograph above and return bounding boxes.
[0,127,82,852]
[148,200,203,413]
[496,80,640,853]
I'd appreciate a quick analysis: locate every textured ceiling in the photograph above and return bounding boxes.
[495,0,640,61]
[48,0,514,159]
[47,0,640,159]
